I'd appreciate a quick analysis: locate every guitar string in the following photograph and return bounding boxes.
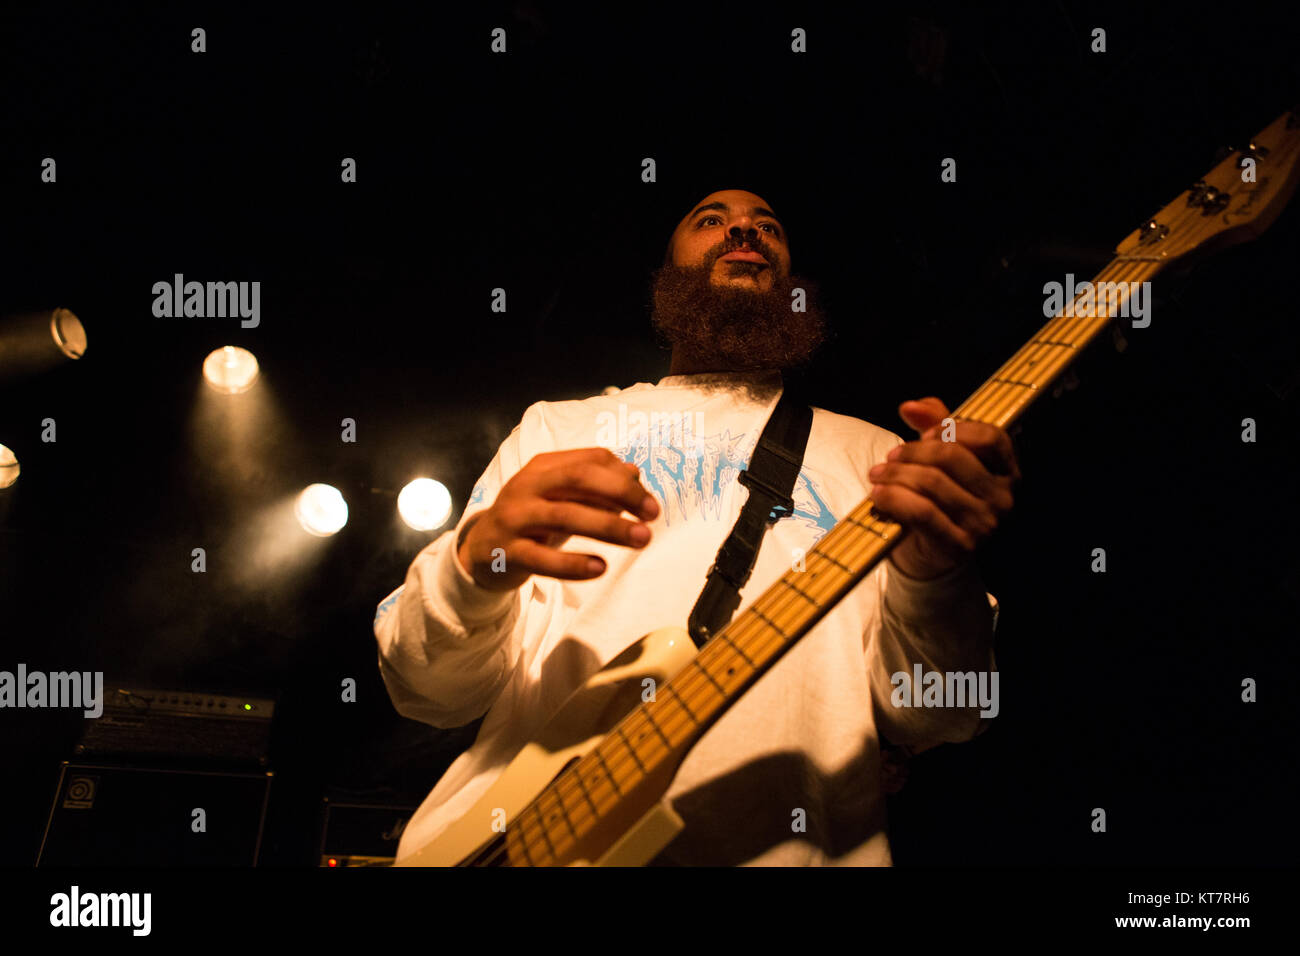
[481,182,1234,865]
[960,180,1229,423]
[960,260,1151,423]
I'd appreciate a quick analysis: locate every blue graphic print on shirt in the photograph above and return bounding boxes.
[615,430,836,542]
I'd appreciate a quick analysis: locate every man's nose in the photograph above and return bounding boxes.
[728,221,759,245]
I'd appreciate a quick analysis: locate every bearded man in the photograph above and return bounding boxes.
[373,188,1018,865]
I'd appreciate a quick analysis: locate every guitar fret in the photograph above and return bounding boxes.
[665,684,700,724]
[817,549,854,573]
[543,787,579,839]
[749,605,789,640]
[592,748,624,795]
[990,376,1039,390]
[531,803,561,860]
[614,725,650,773]
[692,657,728,697]
[602,740,642,791]
[572,766,602,818]
[779,576,821,609]
[717,629,758,667]
[511,826,536,867]
[846,515,890,541]
[642,705,676,749]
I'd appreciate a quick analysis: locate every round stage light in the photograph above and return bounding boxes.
[0,307,87,384]
[0,444,19,489]
[51,308,87,359]
[203,346,260,394]
[295,484,348,536]
[398,478,452,531]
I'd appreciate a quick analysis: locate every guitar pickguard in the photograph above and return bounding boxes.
[394,626,696,866]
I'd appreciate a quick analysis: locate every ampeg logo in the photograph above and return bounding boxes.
[62,775,98,810]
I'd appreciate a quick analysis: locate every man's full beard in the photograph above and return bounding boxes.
[649,261,829,372]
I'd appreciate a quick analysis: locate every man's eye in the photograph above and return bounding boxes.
[697,215,780,236]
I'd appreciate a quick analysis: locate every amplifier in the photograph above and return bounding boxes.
[318,800,417,867]
[75,687,274,767]
[38,761,272,866]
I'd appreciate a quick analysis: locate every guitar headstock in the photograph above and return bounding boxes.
[1115,107,1300,262]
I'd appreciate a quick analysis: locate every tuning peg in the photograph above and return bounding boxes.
[1215,142,1272,166]
[1238,141,1270,163]
[1138,219,1169,242]
[1186,180,1230,213]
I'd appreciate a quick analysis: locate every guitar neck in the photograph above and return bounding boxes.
[507,108,1300,866]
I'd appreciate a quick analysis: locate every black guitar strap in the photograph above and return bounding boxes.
[687,383,813,648]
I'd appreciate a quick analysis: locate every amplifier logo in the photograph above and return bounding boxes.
[0,665,102,718]
[62,775,98,810]
[380,816,409,842]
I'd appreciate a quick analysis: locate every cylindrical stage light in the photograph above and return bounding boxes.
[398,478,452,531]
[203,346,260,394]
[295,484,348,536]
[0,444,19,489]
[0,308,86,383]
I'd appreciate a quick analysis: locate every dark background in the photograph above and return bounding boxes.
[2,1,1298,867]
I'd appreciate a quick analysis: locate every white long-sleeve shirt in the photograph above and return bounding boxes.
[373,370,998,866]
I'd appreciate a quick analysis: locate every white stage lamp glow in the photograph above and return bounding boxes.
[295,484,348,536]
[0,444,18,489]
[203,346,260,394]
[398,478,452,531]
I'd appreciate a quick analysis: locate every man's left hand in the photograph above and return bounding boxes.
[866,397,1020,580]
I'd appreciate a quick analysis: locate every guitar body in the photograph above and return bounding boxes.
[393,626,697,866]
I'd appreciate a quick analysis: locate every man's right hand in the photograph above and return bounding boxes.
[455,448,659,592]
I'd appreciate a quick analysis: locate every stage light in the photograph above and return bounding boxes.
[398,478,452,531]
[0,444,18,489]
[0,308,86,383]
[202,346,259,394]
[295,484,348,537]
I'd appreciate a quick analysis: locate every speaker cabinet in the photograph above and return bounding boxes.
[38,761,272,866]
